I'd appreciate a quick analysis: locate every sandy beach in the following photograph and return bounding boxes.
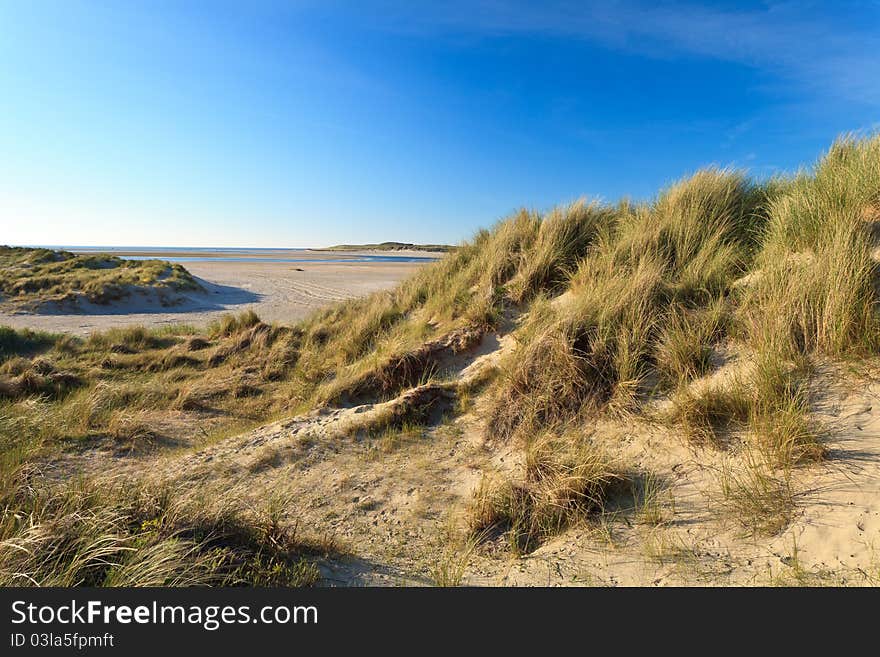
[0,250,433,335]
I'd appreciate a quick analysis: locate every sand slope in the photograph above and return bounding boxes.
[62,337,880,586]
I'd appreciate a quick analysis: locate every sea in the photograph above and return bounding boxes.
[34,246,438,264]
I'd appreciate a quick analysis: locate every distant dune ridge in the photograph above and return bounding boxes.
[3,133,880,586]
[321,241,454,252]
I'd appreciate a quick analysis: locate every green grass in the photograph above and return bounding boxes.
[0,314,306,460]
[655,300,727,386]
[746,354,826,466]
[718,453,796,536]
[487,169,762,442]
[0,326,64,361]
[665,353,825,464]
[666,381,752,445]
[507,199,613,302]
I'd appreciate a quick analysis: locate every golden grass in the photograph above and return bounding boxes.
[718,453,796,536]
[740,135,880,358]
[0,461,332,586]
[665,353,825,465]
[666,381,751,445]
[468,431,623,555]
[508,200,612,302]
[487,169,763,442]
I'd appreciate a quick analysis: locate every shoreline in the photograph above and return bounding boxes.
[60,247,444,259]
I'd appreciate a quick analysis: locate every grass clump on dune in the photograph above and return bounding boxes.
[0,326,65,361]
[0,246,202,310]
[295,174,762,424]
[395,208,541,326]
[0,313,303,456]
[488,169,764,442]
[666,381,751,446]
[666,353,824,465]
[740,135,880,358]
[468,431,622,555]
[85,325,171,352]
[719,453,796,536]
[746,354,825,466]
[208,309,262,338]
[655,300,727,386]
[507,200,612,303]
[294,210,541,401]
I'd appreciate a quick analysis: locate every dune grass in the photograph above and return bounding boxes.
[487,169,764,442]
[665,352,824,465]
[666,381,752,445]
[0,246,202,310]
[468,431,623,555]
[655,299,728,386]
[0,314,307,461]
[718,452,796,536]
[739,135,880,357]
[507,200,613,303]
[0,326,67,361]
[0,461,331,586]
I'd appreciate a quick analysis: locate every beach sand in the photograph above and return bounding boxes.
[0,251,431,335]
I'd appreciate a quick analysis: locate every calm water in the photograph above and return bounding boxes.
[120,255,436,263]
[38,246,439,264]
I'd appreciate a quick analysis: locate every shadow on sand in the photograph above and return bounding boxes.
[32,276,263,316]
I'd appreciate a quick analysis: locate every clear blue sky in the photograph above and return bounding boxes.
[2,1,878,248]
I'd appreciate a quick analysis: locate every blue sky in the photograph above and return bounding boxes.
[1,1,878,248]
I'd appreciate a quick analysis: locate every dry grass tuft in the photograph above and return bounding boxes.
[666,381,751,445]
[740,135,880,358]
[508,199,613,302]
[718,453,796,536]
[469,431,623,555]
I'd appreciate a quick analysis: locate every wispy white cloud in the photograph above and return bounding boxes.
[357,1,880,106]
